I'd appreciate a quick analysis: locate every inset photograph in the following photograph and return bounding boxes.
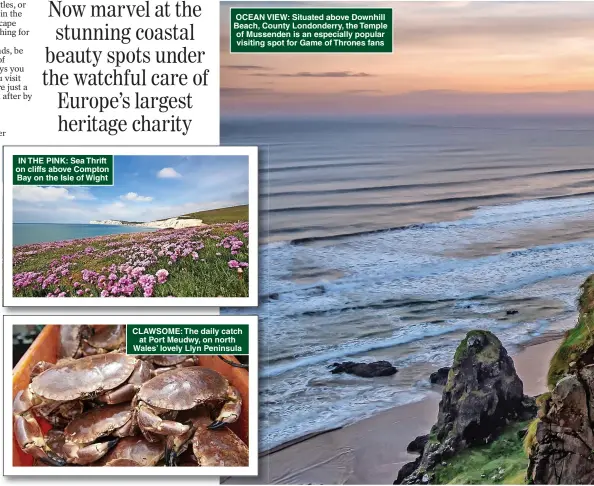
[4,316,257,475]
[3,146,258,306]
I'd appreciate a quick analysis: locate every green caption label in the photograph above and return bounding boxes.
[230,8,393,53]
[13,155,114,186]
[126,325,249,355]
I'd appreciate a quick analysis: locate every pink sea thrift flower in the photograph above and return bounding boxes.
[100,290,109,297]
[156,269,169,284]
[228,260,240,269]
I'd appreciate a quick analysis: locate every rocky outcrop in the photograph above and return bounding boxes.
[329,360,397,378]
[407,435,429,454]
[396,330,536,484]
[429,367,450,386]
[527,364,594,484]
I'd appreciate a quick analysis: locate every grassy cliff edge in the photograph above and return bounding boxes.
[424,274,594,485]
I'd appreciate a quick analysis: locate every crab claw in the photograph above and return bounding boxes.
[164,424,195,466]
[137,404,190,439]
[207,420,225,430]
[209,385,242,429]
[164,445,178,467]
[62,438,120,465]
[39,450,67,467]
[14,413,66,466]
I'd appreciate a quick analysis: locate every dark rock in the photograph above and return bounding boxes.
[397,330,536,484]
[406,435,429,455]
[506,309,519,315]
[527,365,594,484]
[329,360,397,378]
[269,293,280,300]
[394,457,420,484]
[429,367,450,386]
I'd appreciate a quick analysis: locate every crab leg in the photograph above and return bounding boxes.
[29,361,54,379]
[137,404,190,437]
[13,389,66,466]
[62,439,119,465]
[208,385,242,429]
[99,384,137,404]
[164,424,196,466]
[112,417,138,437]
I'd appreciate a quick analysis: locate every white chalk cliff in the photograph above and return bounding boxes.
[89,218,204,229]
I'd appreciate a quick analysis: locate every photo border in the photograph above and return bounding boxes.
[3,145,259,307]
[3,314,259,477]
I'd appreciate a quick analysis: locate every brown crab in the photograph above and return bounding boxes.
[59,403,136,465]
[95,436,165,467]
[165,413,249,467]
[13,354,150,465]
[58,325,92,360]
[57,325,125,360]
[139,355,199,375]
[133,367,242,442]
[82,325,126,356]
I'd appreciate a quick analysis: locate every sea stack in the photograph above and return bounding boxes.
[396,330,536,484]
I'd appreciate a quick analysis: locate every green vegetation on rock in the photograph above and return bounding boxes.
[523,419,540,457]
[452,330,503,368]
[548,276,594,388]
[179,205,248,224]
[433,422,530,485]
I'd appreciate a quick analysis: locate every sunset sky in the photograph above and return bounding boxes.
[221,2,594,115]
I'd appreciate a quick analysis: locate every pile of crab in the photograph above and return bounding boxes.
[13,325,248,467]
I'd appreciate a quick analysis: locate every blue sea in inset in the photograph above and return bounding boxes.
[13,223,156,246]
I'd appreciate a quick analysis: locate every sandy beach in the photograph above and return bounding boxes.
[233,338,561,485]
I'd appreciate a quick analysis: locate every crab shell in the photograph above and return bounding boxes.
[86,325,126,350]
[64,404,133,444]
[95,437,165,467]
[104,459,141,466]
[31,354,137,401]
[147,355,190,367]
[58,325,90,359]
[191,416,249,467]
[137,367,229,410]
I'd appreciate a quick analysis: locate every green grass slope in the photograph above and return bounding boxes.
[547,275,594,388]
[433,422,530,485]
[179,205,248,224]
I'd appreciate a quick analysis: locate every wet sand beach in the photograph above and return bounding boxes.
[233,338,560,485]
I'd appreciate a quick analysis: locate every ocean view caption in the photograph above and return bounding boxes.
[230,8,392,53]
[126,324,249,355]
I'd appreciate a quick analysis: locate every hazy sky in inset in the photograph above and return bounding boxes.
[221,2,594,115]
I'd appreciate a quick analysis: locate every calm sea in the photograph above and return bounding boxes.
[222,115,594,449]
[13,223,156,246]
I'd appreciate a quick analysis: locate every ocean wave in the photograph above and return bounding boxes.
[260,323,468,379]
[284,195,594,245]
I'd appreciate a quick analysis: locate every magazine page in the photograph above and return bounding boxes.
[3,1,594,486]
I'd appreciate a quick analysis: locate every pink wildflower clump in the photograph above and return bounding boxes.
[156,269,169,284]
[12,221,249,298]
